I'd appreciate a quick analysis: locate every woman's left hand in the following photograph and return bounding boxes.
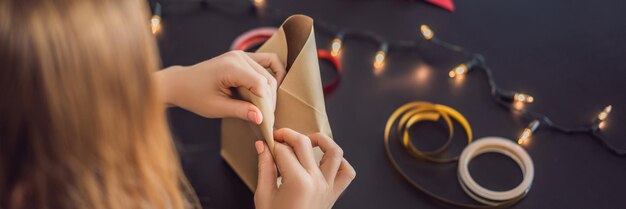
[155,50,286,124]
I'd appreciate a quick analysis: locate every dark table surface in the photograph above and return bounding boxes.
[156,0,626,208]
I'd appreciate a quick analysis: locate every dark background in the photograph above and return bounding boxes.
[156,0,626,208]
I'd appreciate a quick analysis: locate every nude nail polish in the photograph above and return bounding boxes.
[247,110,258,124]
[255,141,264,154]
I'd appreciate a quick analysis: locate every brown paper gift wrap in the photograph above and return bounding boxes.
[220,15,333,191]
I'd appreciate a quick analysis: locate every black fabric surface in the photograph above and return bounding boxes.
[157,0,626,208]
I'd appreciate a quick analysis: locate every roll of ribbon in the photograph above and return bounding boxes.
[385,101,472,163]
[458,137,534,206]
[230,27,277,51]
[316,49,341,94]
[231,28,342,95]
[384,102,532,208]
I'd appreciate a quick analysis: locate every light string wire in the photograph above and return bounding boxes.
[149,0,420,61]
[422,26,625,156]
[149,0,625,156]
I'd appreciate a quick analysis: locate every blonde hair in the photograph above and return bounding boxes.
[0,0,197,209]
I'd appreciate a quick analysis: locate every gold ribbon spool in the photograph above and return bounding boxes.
[384,102,526,208]
[386,102,472,163]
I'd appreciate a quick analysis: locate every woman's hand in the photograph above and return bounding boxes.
[254,128,356,209]
[155,50,286,124]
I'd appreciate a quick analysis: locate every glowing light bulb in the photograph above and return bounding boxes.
[330,38,342,57]
[518,120,540,145]
[150,15,161,34]
[597,105,612,121]
[513,93,534,104]
[373,44,388,70]
[518,129,531,145]
[595,105,612,130]
[420,25,434,40]
[150,3,162,35]
[373,50,386,69]
[448,64,468,78]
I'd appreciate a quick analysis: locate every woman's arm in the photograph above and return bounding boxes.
[155,50,285,124]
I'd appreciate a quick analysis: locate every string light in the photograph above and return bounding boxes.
[150,16,161,34]
[518,120,540,145]
[448,56,483,78]
[420,25,434,40]
[595,105,612,129]
[159,0,429,77]
[448,64,468,78]
[374,44,388,70]
[330,34,344,57]
[150,2,162,35]
[513,93,534,104]
[597,105,612,121]
[428,29,622,154]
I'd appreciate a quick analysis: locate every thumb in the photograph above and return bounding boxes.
[212,98,263,124]
[255,141,277,197]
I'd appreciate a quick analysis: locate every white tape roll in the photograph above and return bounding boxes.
[457,137,534,205]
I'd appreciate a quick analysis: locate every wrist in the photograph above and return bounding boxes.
[155,65,185,107]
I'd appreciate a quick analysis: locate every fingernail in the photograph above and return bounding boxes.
[255,141,265,154]
[256,111,263,124]
[248,110,262,124]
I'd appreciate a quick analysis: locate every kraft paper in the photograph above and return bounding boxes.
[221,15,333,191]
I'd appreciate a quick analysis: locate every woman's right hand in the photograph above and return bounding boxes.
[254,128,356,209]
